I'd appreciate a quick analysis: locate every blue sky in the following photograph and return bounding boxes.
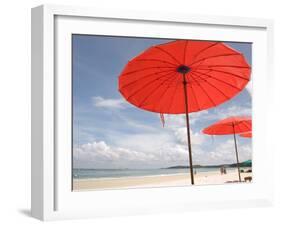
[72,35,252,169]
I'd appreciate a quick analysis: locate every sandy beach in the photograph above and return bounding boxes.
[73,169,252,191]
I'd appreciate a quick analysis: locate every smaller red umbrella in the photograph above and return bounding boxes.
[240,132,252,138]
[202,116,251,182]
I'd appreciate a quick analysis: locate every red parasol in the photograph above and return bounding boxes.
[240,132,252,138]
[119,40,251,185]
[202,116,252,182]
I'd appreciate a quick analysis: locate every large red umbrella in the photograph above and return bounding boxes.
[202,116,252,182]
[118,40,251,185]
[240,131,252,138]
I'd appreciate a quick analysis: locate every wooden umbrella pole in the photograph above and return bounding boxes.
[182,74,195,185]
[232,125,241,182]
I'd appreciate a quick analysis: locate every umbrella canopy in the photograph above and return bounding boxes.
[119,40,251,113]
[202,116,252,182]
[240,131,252,138]
[202,116,252,135]
[118,40,251,185]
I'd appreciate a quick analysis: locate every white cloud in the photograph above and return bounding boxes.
[174,127,205,146]
[216,105,251,118]
[92,96,129,109]
[74,133,252,168]
[190,110,209,125]
[117,113,158,132]
[164,114,185,128]
[197,138,252,165]
[113,132,173,153]
[76,101,252,168]
[73,139,188,169]
[73,140,150,168]
[190,105,252,125]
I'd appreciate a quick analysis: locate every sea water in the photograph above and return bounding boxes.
[72,167,236,179]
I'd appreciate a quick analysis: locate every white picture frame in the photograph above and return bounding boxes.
[31,4,274,221]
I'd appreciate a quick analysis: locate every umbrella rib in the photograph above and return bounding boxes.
[188,53,240,67]
[121,66,174,76]
[126,71,176,102]
[231,121,251,129]
[192,70,242,91]
[241,120,251,131]
[193,42,219,60]
[188,72,217,106]
[153,72,180,112]
[166,75,182,113]
[183,40,188,65]
[190,71,230,99]
[138,72,177,108]
[197,65,250,69]
[135,58,178,66]
[120,69,174,90]
[233,123,241,133]
[238,121,249,132]
[196,68,249,81]
[235,121,251,135]
[154,46,181,65]
[225,121,251,131]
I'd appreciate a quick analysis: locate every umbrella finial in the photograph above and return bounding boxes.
[177,65,190,74]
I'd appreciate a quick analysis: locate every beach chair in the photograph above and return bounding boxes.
[244,176,252,182]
